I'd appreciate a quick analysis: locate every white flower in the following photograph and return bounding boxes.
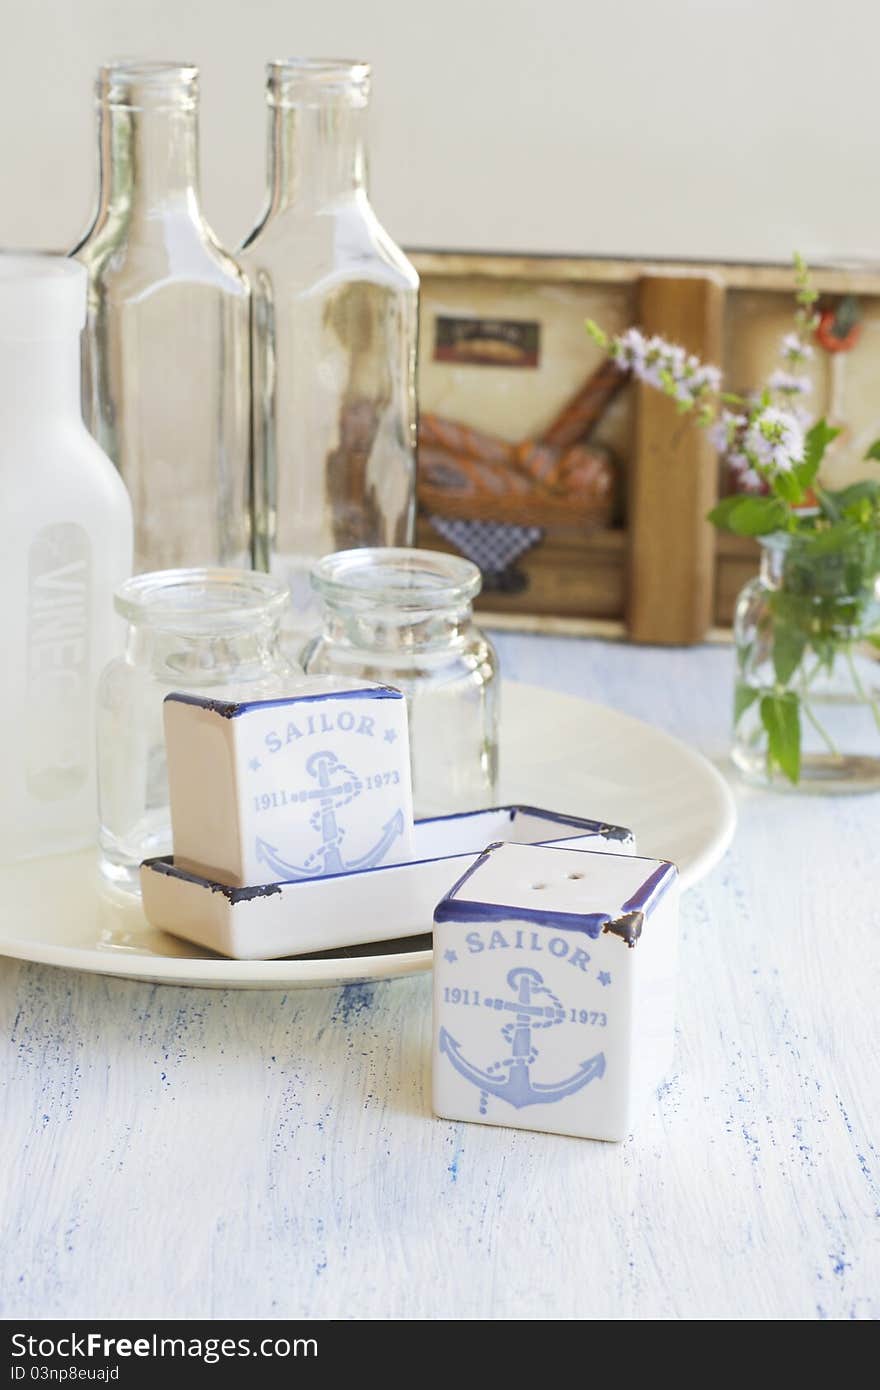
[781,332,814,364]
[742,406,804,474]
[612,330,721,406]
[693,363,722,395]
[642,335,678,391]
[710,409,747,453]
[728,451,763,493]
[612,327,648,371]
[709,420,728,453]
[769,369,811,397]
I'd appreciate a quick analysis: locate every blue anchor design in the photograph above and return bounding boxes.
[254,749,404,880]
[439,966,606,1112]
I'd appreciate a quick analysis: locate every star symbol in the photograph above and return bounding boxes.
[248,757,262,772]
[598,970,612,987]
[444,949,458,963]
[384,728,397,744]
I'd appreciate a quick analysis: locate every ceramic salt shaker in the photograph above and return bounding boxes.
[163,678,414,886]
[433,841,679,1142]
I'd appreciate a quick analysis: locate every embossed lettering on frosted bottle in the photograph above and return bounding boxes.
[0,254,132,863]
[26,524,92,801]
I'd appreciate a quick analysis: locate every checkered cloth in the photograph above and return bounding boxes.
[428,518,543,579]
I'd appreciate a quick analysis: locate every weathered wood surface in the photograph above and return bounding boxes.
[1,636,878,1320]
[411,250,880,295]
[418,521,627,620]
[628,275,724,644]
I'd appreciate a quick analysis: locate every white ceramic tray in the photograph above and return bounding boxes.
[140,806,635,960]
[0,683,736,989]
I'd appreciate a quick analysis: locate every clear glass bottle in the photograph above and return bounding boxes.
[240,59,418,633]
[97,568,297,891]
[732,534,880,792]
[72,61,252,573]
[303,548,499,816]
[0,254,132,863]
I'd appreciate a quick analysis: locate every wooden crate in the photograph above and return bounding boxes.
[417,517,626,620]
[411,251,880,643]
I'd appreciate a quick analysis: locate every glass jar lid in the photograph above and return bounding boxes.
[114,568,290,635]
[311,548,482,617]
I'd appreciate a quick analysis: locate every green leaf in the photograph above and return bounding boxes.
[830,479,880,511]
[772,621,807,685]
[815,484,842,525]
[797,419,840,490]
[864,439,880,462]
[707,496,745,528]
[773,469,805,506]
[734,682,760,726]
[802,516,854,555]
[707,495,787,536]
[760,691,801,783]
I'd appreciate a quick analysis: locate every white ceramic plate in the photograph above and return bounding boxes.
[0,683,736,989]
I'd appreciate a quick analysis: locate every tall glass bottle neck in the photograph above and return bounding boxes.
[92,66,202,220]
[261,62,371,214]
[98,103,200,216]
[266,100,368,213]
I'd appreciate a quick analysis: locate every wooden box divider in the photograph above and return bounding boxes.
[628,274,725,644]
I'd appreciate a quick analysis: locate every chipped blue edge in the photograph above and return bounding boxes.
[433,841,678,939]
[621,861,677,916]
[422,803,633,844]
[141,804,633,897]
[164,686,402,719]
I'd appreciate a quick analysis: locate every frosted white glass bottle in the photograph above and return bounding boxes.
[0,254,133,862]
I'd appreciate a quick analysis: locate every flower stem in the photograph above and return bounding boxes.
[800,696,840,757]
[844,643,880,735]
[800,656,828,691]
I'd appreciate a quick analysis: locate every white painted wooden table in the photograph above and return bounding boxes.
[1,635,878,1321]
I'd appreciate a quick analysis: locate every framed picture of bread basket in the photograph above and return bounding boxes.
[411,251,880,644]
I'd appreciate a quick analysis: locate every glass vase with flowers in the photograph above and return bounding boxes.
[588,256,880,791]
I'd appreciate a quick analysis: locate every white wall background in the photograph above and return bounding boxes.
[1,0,878,263]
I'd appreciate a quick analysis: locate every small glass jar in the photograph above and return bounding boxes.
[97,568,296,890]
[303,549,499,815]
[732,534,880,792]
